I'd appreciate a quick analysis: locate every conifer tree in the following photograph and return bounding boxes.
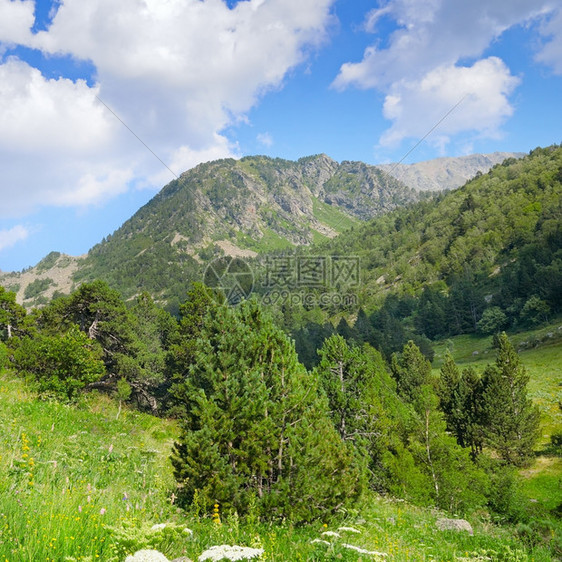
[480,332,540,466]
[171,299,360,521]
[390,340,432,402]
[315,335,397,487]
[437,351,461,422]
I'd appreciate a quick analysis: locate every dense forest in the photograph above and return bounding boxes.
[279,145,562,366]
[0,281,554,529]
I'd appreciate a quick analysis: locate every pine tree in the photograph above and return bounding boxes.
[315,335,397,488]
[437,351,461,422]
[408,385,488,513]
[171,299,360,521]
[437,353,485,458]
[390,340,432,402]
[166,282,219,414]
[481,332,540,466]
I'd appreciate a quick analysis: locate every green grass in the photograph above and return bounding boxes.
[312,198,358,233]
[237,228,294,252]
[0,367,559,561]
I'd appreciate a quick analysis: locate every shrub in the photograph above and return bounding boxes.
[14,325,105,400]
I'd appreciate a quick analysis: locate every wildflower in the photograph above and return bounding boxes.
[78,506,82,513]
[311,539,331,546]
[183,527,194,535]
[99,508,106,515]
[338,526,361,534]
[108,444,113,454]
[212,503,221,525]
[124,550,169,562]
[150,523,167,531]
[321,531,341,538]
[198,545,264,561]
[342,544,388,557]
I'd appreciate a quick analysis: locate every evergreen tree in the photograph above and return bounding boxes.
[437,353,484,457]
[314,335,397,488]
[354,308,375,345]
[456,366,485,457]
[390,340,433,402]
[38,281,162,412]
[166,282,219,414]
[437,351,461,426]
[408,385,488,513]
[481,332,540,466]
[171,299,360,522]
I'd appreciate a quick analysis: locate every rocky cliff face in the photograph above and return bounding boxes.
[378,152,525,192]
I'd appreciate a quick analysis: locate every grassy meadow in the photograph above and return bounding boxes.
[0,321,561,560]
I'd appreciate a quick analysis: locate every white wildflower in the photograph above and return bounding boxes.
[338,526,361,534]
[342,543,388,557]
[183,527,194,535]
[321,531,341,538]
[198,545,264,561]
[150,523,167,531]
[311,539,331,546]
[124,549,169,562]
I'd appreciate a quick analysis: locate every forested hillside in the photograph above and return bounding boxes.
[289,145,562,364]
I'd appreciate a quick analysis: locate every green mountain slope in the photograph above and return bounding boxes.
[324,145,561,296]
[69,154,419,306]
[294,145,561,357]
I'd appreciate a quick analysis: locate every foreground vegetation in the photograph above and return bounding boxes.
[0,145,560,560]
[1,279,561,560]
[0,367,558,561]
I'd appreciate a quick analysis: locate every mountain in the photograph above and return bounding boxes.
[378,151,525,192]
[1,154,421,309]
[311,145,562,346]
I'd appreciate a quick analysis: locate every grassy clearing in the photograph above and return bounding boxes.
[312,198,358,233]
[1,370,558,561]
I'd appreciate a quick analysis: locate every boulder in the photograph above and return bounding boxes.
[436,518,473,535]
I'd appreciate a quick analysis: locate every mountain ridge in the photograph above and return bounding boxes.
[378,151,525,192]
[0,150,523,308]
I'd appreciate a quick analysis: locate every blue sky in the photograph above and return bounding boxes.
[1,0,561,272]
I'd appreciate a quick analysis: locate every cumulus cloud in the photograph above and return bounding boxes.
[0,0,34,45]
[333,0,556,147]
[379,58,520,147]
[0,0,335,216]
[536,8,562,74]
[0,225,29,252]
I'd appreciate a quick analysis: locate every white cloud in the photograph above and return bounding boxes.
[0,58,114,153]
[0,0,34,45]
[0,58,138,216]
[257,132,274,147]
[333,0,556,148]
[0,0,335,215]
[536,8,562,74]
[0,225,29,252]
[379,58,520,147]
